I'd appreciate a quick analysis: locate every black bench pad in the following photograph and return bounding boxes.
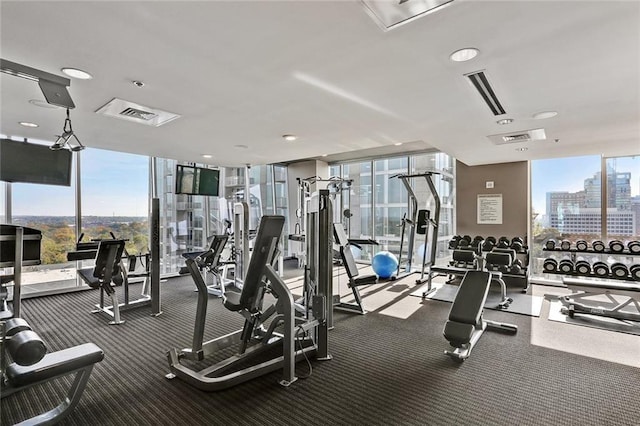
[6,343,104,388]
[77,267,101,288]
[448,271,492,325]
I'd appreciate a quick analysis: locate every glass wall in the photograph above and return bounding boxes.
[9,153,78,294]
[530,155,640,281]
[330,151,455,266]
[81,148,149,255]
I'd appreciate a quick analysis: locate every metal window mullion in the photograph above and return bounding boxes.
[6,181,12,222]
[601,156,607,239]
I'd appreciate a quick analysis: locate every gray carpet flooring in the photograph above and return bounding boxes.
[3,275,640,425]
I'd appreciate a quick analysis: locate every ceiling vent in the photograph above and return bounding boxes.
[361,0,454,31]
[487,128,547,145]
[465,70,506,116]
[95,98,180,127]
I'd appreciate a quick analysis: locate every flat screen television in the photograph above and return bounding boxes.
[175,165,220,197]
[0,138,73,186]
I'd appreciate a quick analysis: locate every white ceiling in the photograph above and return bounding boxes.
[1,0,639,167]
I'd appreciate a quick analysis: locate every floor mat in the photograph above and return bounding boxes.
[413,283,543,317]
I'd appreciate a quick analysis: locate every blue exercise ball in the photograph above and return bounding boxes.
[372,251,399,279]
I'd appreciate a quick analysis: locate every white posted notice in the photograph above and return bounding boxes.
[477,194,503,224]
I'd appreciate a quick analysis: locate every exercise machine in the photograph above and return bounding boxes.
[72,198,162,324]
[1,317,103,424]
[0,225,42,320]
[181,234,230,297]
[390,171,442,286]
[443,270,518,361]
[166,215,331,391]
[559,277,640,324]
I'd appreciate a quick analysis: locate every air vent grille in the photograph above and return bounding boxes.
[120,107,157,121]
[465,70,506,116]
[487,128,546,145]
[95,98,180,127]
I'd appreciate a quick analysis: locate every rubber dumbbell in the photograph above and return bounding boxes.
[497,236,510,249]
[628,241,640,254]
[448,236,461,250]
[543,258,558,272]
[630,264,640,281]
[574,258,592,275]
[592,240,605,252]
[510,237,524,252]
[482,239,495,252]
[558,258,574,273]
[457,238,470,248]
[560,240,572,251]
[471,235,484,248]
[461,235,472,245]
[510,259,523,275]
[545,239,556,250]
[575,240,588,251]
[610,263,629,279]
[592,261,610,277]
[609,240,625,253]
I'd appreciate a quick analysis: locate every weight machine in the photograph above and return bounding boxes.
[390,171,441,286]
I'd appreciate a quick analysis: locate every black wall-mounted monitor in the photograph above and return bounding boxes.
[0,138,73,186]
[175,165,220,197]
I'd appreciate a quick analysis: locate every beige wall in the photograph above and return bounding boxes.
[456,160,528,240]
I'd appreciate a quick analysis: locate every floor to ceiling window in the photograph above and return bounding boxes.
[530,155,640,282]
[330,151,455,265]
[10,153,78,295]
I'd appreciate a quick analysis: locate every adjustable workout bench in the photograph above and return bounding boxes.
[443,270,518,361]
[1,317,104,425]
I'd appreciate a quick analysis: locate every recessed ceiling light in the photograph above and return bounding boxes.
[532,111,558,120]
[19,121,38,128]
[29,99,61,109]
[61,68,93,80]
[234,144,248,149]
[450,48,479,62]
[282,134,297,141]
[322,154,328,157]
[202,154,212,159]
[394,142,402,146]
[496,118,513,125]
[516,147,528,152]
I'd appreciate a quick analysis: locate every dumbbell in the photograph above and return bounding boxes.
[574,258,592,275]
[575,240,588,251]
[510,259,523,275]
[610,263,629,279]
[3,319,47,366]
[628,241,640,254]
[592,261,610,277]
[545,239,556,250]
[461,235,472,245]
[510,237,524,252]
[558,257,574,273]
[609,240,625,253]
[543,258,558,272]
[496,236,510,249]
[482,237,496,252]
[471,235,484,248]
[630,264,640,281]
[457,238,470,248]
[592,240,605,252]
[448,235,462,250]
[560,240,572,251]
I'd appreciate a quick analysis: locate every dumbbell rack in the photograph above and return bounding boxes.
[542,247,640,282]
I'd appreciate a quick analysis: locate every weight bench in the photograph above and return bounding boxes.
[443,270,518,362]
[1,318,104,425]
[560,277,640,323]
[333,224,378,314]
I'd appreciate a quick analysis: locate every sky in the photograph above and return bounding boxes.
[531,155,640,214]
